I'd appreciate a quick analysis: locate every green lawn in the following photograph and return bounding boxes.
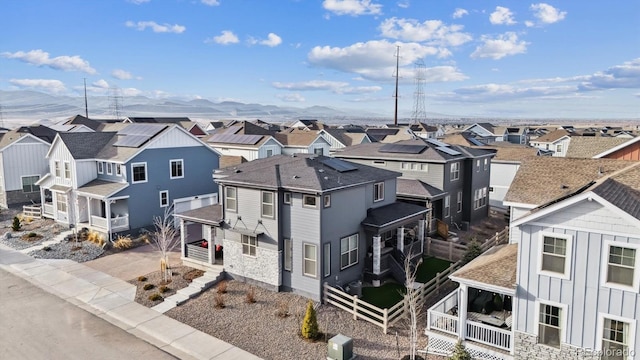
[415,257,452,284]
[361,282,406,309]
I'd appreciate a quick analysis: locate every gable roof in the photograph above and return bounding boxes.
[565,137,629,158]
[593,136,640,158]
[214,154,400,192]
[503,157,634,206]
[0,130,51,150]
[531,129,570,143]
[396,178,445,200]
[274,131,326,147]
[450,244,518,291]
[57,132,117,159]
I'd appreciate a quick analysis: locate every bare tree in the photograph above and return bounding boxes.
[149,205,180,282]
[404,249,424,360]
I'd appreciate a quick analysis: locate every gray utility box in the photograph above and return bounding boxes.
[327,334,356,360]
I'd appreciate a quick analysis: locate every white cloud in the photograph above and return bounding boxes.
[128,0,150,4]
[490,6,516,25]
[276,93,305,102]
[451,83,574,102]
[452,8,468,19]
[1,49,96,74]
[397,1,410,9]
[578,58,640,90]
[322,0,382,16]
[93,79,110,89]
[112,69,132,80]
[470,32,528,60]
[379,18,472,46]
[529,3,566,25]
[273,80,382,95]
[260,33,282,47]
[201,0,220,6]
[121,87,143,96]
[9,79,66,93]
[206,30,239,45]
[125,21,185,33]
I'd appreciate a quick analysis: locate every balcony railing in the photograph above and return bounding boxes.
[466,321,512,352]
[428,288,459,336]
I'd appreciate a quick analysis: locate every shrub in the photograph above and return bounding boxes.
[12,217,21,231]
[216,280,228,294]
[27,232,38,238]
[461,238,483,265]
[42,246,51,251]
[159,285,169,293]
[143,283,154,291]
[137,276,147,282]
[245,287,256,304]
[214,293,225,309]
[148,293,163,301]
[301,300,319,340]
[276,300,290,318]
[87,231,105,247]
[113,235,133,250]
[449,340,472,360]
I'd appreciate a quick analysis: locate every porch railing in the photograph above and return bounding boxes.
[43,203,54,217]
[185,241,209,263]
[111,215,129,231]
[91,215,108,229]
[466,320,511,352]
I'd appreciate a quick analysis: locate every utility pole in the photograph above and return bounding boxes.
[83,78,89,118]
[393,45,400,126]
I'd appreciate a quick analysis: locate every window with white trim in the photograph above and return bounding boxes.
[96,161,103,174]
[324,243,331,277]
[284,239,292,271]
[473,187,487,209]
[56,193,67,213]
[225,186,237,212]
[21,175,40,193]
[450,162,460,181]
[601,317,631,360]
[241,234,257,256]
[64,162,71,179]
[484,158,489,170]
[444,195,450,218]
[131,163,147,183]
[54,161,61,177]
[476,159,481,172]
[539,233,572,278]
[340,234,358,269]
[313,147,323,156]
[323,194,331,208]
[456,191,462,213]
[170,159,184,179]
[106,162,113,175]
[303,194,317,208]
[538,303,562,348]
[261,191,274,218]
[374,182,384,202]
[284,192,291,204]
[159,190,169,207]
[556,144,563,153]
[116,164,122,176]
[401,162,428,171]
[303,243,317,278]
[266,148,274,157]
[606,245,636,288]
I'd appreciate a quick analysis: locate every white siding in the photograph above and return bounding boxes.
[257,138,283,158]
[213,146,258,161]
[48,141,75,188]
[489,162,520,209]
[75,161,97,188]
[2,140,49,191]
[147,126,205,149]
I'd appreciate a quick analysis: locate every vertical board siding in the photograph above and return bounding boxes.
[76,161,97,187]
[3,142,49,190]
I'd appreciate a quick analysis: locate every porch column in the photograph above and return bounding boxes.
[203,224,213,264]
[180,219,186,258]
[105,200,112,242]
[458,283,468,340]
[397,227,404,253]
[418,219,425,254]
[372,235,381,275]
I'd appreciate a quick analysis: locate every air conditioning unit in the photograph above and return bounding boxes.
[327,334,356,360]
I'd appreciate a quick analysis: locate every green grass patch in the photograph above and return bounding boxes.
[416,257,453,283]
[361,282,406,309]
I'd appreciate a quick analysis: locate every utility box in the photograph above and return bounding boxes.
[327,334,356,360]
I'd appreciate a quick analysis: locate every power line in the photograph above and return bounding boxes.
[411,58,427,125]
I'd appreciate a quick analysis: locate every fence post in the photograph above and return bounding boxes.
[435,271,441,290]
[383,308,389,334]
[449,242,453,261]
[353,294,358,320]
[323,282,327,304]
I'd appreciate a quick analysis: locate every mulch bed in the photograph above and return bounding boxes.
[128,266,204,307]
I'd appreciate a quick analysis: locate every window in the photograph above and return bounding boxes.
[54,161,61,177]
[131,163,147,183]
[21,175,40,193]
[303,243,317,277]
[340,234,358,269]
[56,193,67,213]
[261,191,274,218]
[474,188,487,209]
[323,194,331,208]
[457,191,462,213]
[606,245,637,288]
[64,162,71,179]
[314,147,323,156]
[539,233,572,278]
[538,304,562,348]
[266,148,274,157]
[444,195,450,218]
[241,234,257,256]
[373,160,386,166]
[116,164,122,176]
[159,190,169,207]
[324,243,331,277]
[401,162,428,171]
[556,144,563,153]
[97,161,103,174]
[484,158,489,170]
[106,162,113,175]
[601,317,632,360]
[170,159,184,179]
[476,159,481,172]
[450,162,460,181]
[284,192,291,204]
[284,239,292,271]
[374,182,384,202]
[303,194,317,208]
[225,186,237,212]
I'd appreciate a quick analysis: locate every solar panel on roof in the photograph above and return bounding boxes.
[321,158,357,172]
[379,143,427,154]
[226,125,242,134]
[436,146,462,156]
[113,135,150,148]
[208,134,263,145]
[426,138,449,147]
[467,137,485,146]
[119,123,166,137]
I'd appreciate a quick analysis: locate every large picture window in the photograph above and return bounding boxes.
[242,234,257,257]
[303,243,317,278]
[131,163,147,183]
[340,234,358,269]
[21,175,40,193]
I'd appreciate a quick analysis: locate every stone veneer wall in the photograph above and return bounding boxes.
[223,239,281,290]
[514,331,600,360]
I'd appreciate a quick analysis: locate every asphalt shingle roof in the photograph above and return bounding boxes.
[175,204,224,225]
[532,129,570,143]
[59,132,117,159]
[396,179,445,199]
[361,202,428,228]
[565,137,630,158]
[450,244,518,290]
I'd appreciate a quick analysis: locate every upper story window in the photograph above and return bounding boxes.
[170,159,184,179]
[374,182,384,202]
[96,161,103,174]
[476,159,481,172]
[116,164,122,176]
[266,148,274,157]
[284,192,291,205]
[106,162,113,175]
[225,186,237,212]
[313,147,323,156]
[261,191,274,218]
[484,158,489,170]
[450,162,460,181]
[602,242,639,291]
[131,163,147,184]
[21,175,40,193]
[64,162,71,179]
[556,144,563,153]
[401,162,428,171]
[55,161,61,177]
[323,194,331,208]
[303,194,317,208]
[538,232,572,279]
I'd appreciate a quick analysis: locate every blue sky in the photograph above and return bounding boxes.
[2,0,639,119]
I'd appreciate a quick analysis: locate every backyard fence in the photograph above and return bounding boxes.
[424,226,509,262]
[22,205,42,219]
[323,226,509,334]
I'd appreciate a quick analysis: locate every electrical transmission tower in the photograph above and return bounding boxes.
[109,87,123,120]
[410,59,427,125]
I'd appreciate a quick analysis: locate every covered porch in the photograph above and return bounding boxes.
[396,178,445,235]
[424,244,518,360]
[175,204,224,270]
[76,180,130,236]
[361,202,429,285]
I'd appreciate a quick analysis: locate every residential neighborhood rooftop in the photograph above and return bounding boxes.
[450,243,518,290]
[336,139,494,162]
[565,136,630,158]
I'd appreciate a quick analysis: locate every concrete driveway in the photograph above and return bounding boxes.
[84,243,183,281]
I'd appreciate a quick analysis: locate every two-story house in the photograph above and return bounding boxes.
[318,128,371,153]
[529,129,571,157]
[177,154,428,301]
[335,138,495,232]
[274,130,330,157]
[36,123,220,238]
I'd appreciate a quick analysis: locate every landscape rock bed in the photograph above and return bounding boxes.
[29,239,105,262]
[129,266,204,307]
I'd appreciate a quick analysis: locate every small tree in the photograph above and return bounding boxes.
[461,238,482,265]
[449,340,472,360]
[301,300,319,340]
[403,249,424,360]
[12,216,21,231]
[149,205,180,282]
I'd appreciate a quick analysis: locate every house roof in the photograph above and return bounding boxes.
[0,130,41,150]
[479,143,541,162]
[396,178,445,200]
[361,202,428,228]
[16,125,59,143]
[214,154,400,192]
[126,117,191,124]
[532,129,570,143]
[76,179,129,198]
[504,157,634,206]
[58,132,118,159]
[175,204,223,226]
[565,137,629,158]
[274,131,324,147]
[450,243,518,290]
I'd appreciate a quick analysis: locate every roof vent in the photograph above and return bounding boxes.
[561,184,569,189]
[234,169,242,173]
[293,175,300,179]
[318,169,325,173]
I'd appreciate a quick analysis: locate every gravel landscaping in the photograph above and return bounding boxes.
[128,266,205,307]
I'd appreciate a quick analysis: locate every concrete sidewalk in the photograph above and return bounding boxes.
[0,244,261,360]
